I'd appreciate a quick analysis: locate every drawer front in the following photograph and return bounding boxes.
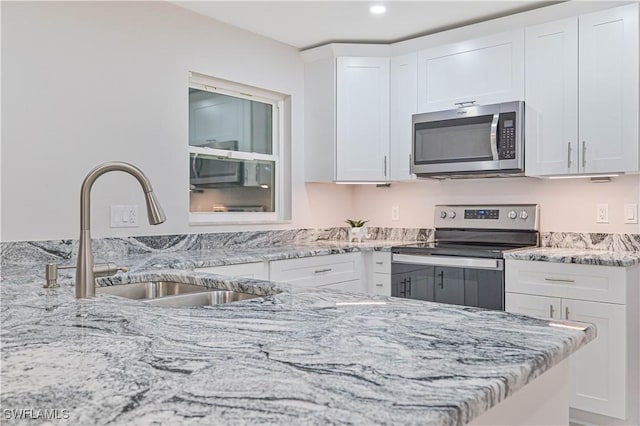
[372,272,391,296]
[505,260,627,304]
[320,279,366,294]
[269,253,361,288]
[196,262,268,280]
[372,251,391,274]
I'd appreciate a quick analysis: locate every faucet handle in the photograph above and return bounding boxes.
[93,263,128,278]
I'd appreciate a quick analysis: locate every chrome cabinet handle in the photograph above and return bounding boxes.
[375,283,383,287]
[383,155,387,177]
[454,101,476,108]
[567,142,572,168]
[565,307,570,320]
[582,141,587,168]
[314,268,332,274]
[544,277,575,283]
[375,261,384,265]
[490,113,500,161]
[438,270,444,289]
[550,304,555,318]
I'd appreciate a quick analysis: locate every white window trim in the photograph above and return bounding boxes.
[188,72,285,224]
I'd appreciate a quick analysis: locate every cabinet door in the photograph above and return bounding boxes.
[390,52,417,181]
[564,299,627,419]
[417,29,524,113]
[434,267,464,306]
[196,262,268,280]
[579,3,639,174]
[336,57,390,181]
[505,292,561,319]
[525,18,578,176]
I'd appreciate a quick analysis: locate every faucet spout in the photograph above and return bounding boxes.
[76,162,165,298]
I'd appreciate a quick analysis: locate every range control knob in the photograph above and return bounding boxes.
[508,210,517,220]
[520,210,529,220]
[440,211,447,219]
[448,211,456,219]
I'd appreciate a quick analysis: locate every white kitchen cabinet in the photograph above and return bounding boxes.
[320,279,367,294]
[505,259,639,424]
[416,29,524,113]
[304,50,390,182]
[389,52,417,181]
[579,3,639,174]
[525,18,579,176]
[195,262,268,280]
[269,253,362,289]
[336,57,390,181]
[371,251,392,296]
[526,4,639,176]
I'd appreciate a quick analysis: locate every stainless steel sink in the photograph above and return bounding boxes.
[96,281,207,300]
[145,291,260,308]
[96,281,262,308]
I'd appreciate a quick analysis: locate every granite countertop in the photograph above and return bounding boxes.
[1,243,595,425]
[504,246,640,267]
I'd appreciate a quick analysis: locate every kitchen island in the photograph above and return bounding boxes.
[1,245,595,425]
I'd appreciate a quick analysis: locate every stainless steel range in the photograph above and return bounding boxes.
[391,204,539,310]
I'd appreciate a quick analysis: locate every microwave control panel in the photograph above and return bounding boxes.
[499,112,517,160]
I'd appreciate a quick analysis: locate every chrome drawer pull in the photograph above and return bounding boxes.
[375,284,383,287]
[565,307,570,320]
[544,278,575,283]
[375,261,384,265]
[314,268,332,274]
[550,304,555,318]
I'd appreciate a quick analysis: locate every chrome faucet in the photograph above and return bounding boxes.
[76,162,166,298]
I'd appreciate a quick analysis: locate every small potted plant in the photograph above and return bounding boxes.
[345,219,369,242]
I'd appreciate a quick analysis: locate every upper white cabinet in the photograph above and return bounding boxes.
[526,3,639,176]
[336,57,390,181]
[525,18,579,175]
[304,50,390,182]
[389,52,417,181]
[579,4,639,174]
[416,30,525,113]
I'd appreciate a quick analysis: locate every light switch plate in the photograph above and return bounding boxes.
[596,204,609,224]
[624,204,638,224]
[110,205,139,228]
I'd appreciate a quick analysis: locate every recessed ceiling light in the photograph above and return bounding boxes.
[369,5,386,15]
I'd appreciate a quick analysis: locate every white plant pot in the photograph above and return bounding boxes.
[348,226,368,242]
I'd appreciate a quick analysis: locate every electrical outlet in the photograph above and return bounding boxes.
[624,204,638,224]
[391,206,400,221]
[110,205,139,228]
[596,204,609,224]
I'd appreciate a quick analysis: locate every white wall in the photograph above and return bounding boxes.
[352,175,640,234]
[0,1,353,241]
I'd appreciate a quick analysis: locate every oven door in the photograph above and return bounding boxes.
[391,254,505,310]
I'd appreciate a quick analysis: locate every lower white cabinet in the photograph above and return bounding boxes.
[196,262,268,280]
[269,252,362,289]
[506,259,639,424]
[371,251,392,296]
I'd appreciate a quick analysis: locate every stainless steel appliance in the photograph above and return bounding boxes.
[411,101,524,178]
[391,204,539,310]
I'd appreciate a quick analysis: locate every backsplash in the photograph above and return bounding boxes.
[0,227,432,266]
[541,232,640,252]
[2,229,638,267]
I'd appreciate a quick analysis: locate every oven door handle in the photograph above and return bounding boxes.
[490,113,500,161]
[392,254,504,271]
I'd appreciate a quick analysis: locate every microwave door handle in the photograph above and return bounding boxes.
[490,113,499,161]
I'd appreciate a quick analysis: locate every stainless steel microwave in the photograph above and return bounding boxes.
[411,101,524,178]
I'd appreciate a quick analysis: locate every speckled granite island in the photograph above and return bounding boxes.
[1,237,596,426]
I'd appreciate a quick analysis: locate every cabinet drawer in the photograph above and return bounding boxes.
[372,251,391,273]
[196,262,268,280]
[372,272,391,296]
[320,279,366,294]
[505,260,627,304]
[269,253,361,288]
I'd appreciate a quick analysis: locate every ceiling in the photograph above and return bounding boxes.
[173,1,559,50]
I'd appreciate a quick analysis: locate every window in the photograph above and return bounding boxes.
[188,72,286,223]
